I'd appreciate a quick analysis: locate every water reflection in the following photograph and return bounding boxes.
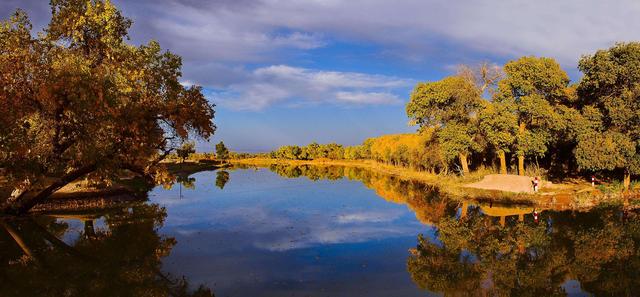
[177,175,197,189]
[408,205,640,296]
[0,203,214,297]
[215,171,230,189]
[267,164,458,225]
[3,165,640,296]
[265,164,640,296]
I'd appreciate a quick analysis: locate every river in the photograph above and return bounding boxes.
[1,165,638,296]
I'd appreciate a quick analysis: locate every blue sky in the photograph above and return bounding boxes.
[3,0,640,152]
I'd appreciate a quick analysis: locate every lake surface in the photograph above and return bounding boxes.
[2,165,640,296]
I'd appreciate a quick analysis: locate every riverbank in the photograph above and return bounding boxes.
[229,158,640,209]
[0,160,229,215]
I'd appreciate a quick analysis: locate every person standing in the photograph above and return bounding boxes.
[591,175,596,187]
[533,177,540,192]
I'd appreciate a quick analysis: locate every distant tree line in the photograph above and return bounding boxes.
[266,43,640,189]
[269,142,347,160]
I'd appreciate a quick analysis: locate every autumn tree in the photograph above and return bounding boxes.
[407,76,483,174]
[575,42,640,189]
[0,0,216,214]
[494,56,570,175]
[215,141,229,160]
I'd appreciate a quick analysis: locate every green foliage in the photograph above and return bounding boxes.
[270,143,345,160]
[176,142,196,162]
[407,76,481,128]
[407,75,483,173]
[576,42,640,176]
[495,56,571,159]
[479,100,517,154]
[215,141,229,160]
[437,122,482,161]
[575,131,636,172]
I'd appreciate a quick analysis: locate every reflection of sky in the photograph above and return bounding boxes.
[149,168,435,296]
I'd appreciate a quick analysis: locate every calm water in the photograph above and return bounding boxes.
[1,165,640,296]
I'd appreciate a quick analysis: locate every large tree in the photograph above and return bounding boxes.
[576,42,640,189]
[407,76,483,174]
[0,0,216,214]
[494,56,570,175]
[479,100,518,174]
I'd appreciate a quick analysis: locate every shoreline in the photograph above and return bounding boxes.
[229,158,640,210]
[10,158,638,215]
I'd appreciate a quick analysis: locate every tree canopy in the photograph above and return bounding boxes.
[576,42,640,188]
[407,75,483,174]
[494,56,571,175]
[0,0,216,213]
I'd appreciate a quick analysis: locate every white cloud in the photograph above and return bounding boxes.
[336,211,401,224]
[7,0,640,69]
[107,0,640,70]
[335,92,401,105]
[212,65,412,110]
[8,0,640,109]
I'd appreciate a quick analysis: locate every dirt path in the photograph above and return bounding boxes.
[464,174,543,193]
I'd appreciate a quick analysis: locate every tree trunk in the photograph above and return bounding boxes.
[459,153,469,175]
[460,201,469,219]
[518,155,525,176]
[2,164,98,215]
[84,220,96,239]
[624,169,631,191]
[498,150,507,174]
[517,122,526,176]
[0,220,35,259]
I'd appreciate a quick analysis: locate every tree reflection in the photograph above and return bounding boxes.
[408,205,640,296]
[176,175,196,190]
[0,203,214,297]
[265,164,640,296]
[266,164,458,224]
[215,171,230,189]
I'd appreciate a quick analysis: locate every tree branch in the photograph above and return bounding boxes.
[2,163,98,215]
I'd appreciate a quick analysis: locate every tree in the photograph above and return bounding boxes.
[215,141,229,160]
[0,1,216,214]
[494,56,570,175]
[176,142,196,163]
[479,101,517,174]
[576,42,640,189]
[407,75,483,174]
[305,142,322,159]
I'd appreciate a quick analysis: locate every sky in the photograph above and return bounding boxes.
[3,0,640,152]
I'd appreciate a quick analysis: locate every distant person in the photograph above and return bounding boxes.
[533,209,539,223]
[591,175,596,187]
[533,177,540,192]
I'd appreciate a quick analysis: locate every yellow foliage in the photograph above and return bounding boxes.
[367,129,439,169]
